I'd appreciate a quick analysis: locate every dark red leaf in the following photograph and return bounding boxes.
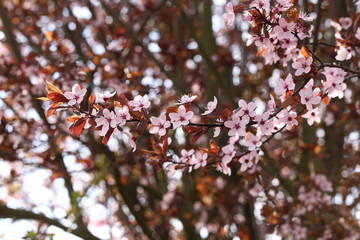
[48,92,68,102]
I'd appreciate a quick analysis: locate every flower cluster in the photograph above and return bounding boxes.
[39,0,360,180]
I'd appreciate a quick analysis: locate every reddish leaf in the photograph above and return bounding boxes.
[70,118,87,137]
[322,96,330,105]
[89,94,96,104]
[46,80,63,94]
[36,97,51,101]
[46,102,62,119]
[209,140,220,155]
[300,46,311,59]
[48,92,68,102]
[287,7,299,22]
[102,128,114,144]
[192,131,204,144]
[67,115,81,123]
[166,106,178,115]
[118,93,129,106]
[136,120,148,135]
[114,101,121,108]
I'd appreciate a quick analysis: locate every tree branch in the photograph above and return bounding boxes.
[0,203,101,240]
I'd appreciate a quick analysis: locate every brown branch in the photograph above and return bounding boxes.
[0,203,101,240]
[0,0,22,62]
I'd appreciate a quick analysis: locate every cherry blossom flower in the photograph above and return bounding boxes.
[176,94,197,105]
[249,183,263,197]
[216,162,231,176]
[250,0,270,10]
[179,149,194,163]
[239,153,254,172]
[311,174,333,192]
[122,131,136,152]
[273,18,296,40]
[64,84,87,106]
[267,95,277,113]
[243,133,261,151]
[149,112,171,136]
[95,90,116,103]
[95,109,117,136]
[169,105,194,129]
[234,99,257,118]
[339,17,352,30]
[278,109,298,130]
[213,126,221,138]
[244,33,263,47]
[223,2,235,27]
[302,108,321,125]
[202,96,217,115]
[292,56,313,76]
[221,144,236,164]
[129,94,151,111]
[299,84,321,110]
[165,163,178,177]
[280,37,297,49]
[191,152,208,170]
[323,67,347,99]
[255,111,273,135]
[275,0,293,12]
[275,74,295,101]
[114,106,130,126]
[335,45,353,61]
[224,115,249,137]
[356,27,360,40]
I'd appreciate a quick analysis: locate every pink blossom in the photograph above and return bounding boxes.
[165,163,178,177]
[179,149,194,163]
[190,152,208,170]
[216,162,231,176]
[64,84,87,106]
[169,105,194,129]
[275,0,293,12]
[221,144,236,164]
[239,152,255,172]
[243,33,263,47]
[278,109,298,130]
[149,112,171,136]
[129,94,151,111]
[335,46,353,61]
[323,67,347,99]
[250,0,270,10]
[122,131,136,152]
[255,111,273,135]
[299,84,321,110]
[202,96,217,115]
[243,133,261,151]
[224,115,249,137]
[273,18,296,40]
[339,17,352,30]
[292,56,313,76]
[95,90,116,103]
[95,109,117,136]
[223,2,235,27]
[114,106,130,126]
[176,94,197,105]
[249,183,263,197]
[311,174,333,192]
[267,95,277,113]
[302,108,321,125]
[235,99,257,118]
[356,27,360,40]
[275,74,295,101]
